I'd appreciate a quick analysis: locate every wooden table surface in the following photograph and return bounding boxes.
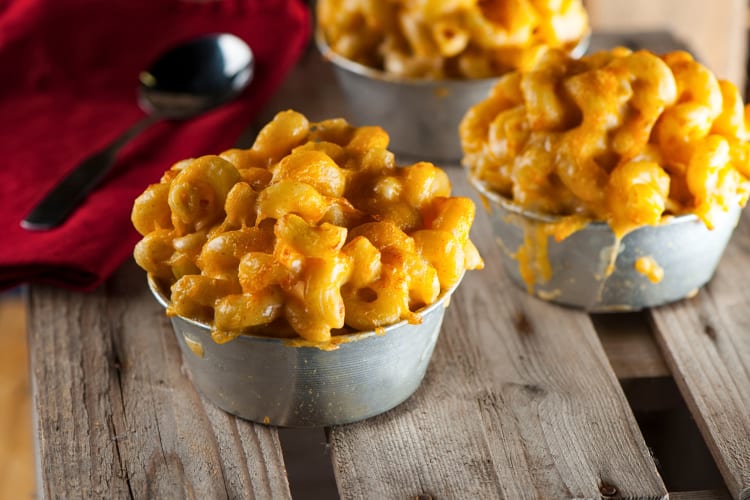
[27,34,750,500]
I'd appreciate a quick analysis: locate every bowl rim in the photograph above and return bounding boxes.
[147,271,463,346]
[467,174,704,228]
[314,27,590,86]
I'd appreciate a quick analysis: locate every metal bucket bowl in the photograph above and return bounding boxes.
[472,178,742,311]
[316,30,589,162]
[148,275,461,427]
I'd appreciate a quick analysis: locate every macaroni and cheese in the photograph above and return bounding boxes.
[461,48,750,238]
[317,0,589,79]
[133,110,483,344]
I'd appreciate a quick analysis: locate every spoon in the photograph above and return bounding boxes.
[22,33,254,230]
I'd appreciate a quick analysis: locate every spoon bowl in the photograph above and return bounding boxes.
[139,33,254,119]
[22,32,254,230]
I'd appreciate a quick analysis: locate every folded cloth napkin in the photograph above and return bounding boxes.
[0,0,310,291]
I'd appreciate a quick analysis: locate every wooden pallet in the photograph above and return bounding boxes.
[27,166,750,499]
[26,31,750,499]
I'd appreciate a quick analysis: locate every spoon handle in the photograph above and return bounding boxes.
[21,115,159,230]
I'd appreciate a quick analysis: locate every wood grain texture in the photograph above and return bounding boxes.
[649,210,750,500]
[329,170,666,500]
[28,261,291,500]
[670,490,731,500]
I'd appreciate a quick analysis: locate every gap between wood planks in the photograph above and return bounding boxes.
[591,311,729,495]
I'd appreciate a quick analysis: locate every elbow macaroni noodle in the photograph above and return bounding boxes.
[133,111,484,344]
[460,48,750,237]
[317,0,589,79]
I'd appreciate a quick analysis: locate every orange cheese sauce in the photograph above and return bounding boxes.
[183,336,205,358]
[634,256,665,283]
[513,215,590,292]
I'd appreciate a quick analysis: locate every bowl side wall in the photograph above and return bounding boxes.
[486,195,742,310]
[329,62,497,162]
[169,300,447,426]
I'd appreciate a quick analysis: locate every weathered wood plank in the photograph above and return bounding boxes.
[329,170,666,499]
[670,490,731,500]
[649,210,750,500]
[28,261,291,500]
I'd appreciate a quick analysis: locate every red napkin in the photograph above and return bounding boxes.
[0,0,310,291]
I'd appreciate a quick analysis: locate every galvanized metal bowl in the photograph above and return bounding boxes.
[471,178,742,311]
[148,274,461,427]
[316,30,589,162]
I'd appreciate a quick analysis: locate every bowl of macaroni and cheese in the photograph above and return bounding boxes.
[132,110,483,426]
[315,0,589,161]
[461,48,750,310]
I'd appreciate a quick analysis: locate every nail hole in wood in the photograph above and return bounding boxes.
[523,383,545,396]
[599,482,618,497]
[704,323,718,340]
[514,311,533,335]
